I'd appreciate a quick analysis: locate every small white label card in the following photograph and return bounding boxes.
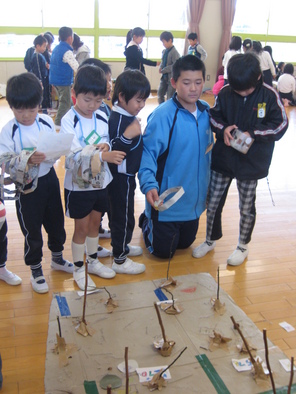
[232,357,269,374]
[136,366,171,383]
[279,321,295,332]
[232,357,253,372]
[279,359,296,372]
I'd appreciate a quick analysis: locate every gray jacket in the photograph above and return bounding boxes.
[160,46,180,80]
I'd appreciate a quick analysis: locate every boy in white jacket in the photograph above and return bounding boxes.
[0,73,72,294]
[61,64,125,290]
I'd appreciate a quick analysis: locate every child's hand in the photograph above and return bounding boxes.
[146,188,159,208]
[28,151,46,164]
[96,143,109,152]
[102,150,126,165]
[123,118,141,139]
[224,125,237,146]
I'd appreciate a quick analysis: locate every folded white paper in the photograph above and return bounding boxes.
[37,131,74,160]
[279,321,295,332]
[279,359,296,372]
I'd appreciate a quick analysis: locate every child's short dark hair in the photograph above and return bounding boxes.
[283,63,294,75]
[73,64,107,97]
[229,36,242,51]
[33,34,47,47]
[59,26,73,42]
[252,41,263,54]
[72,33,84,51]
[6,73,42,109]
[188,32,198,41]
[227,53,262,91]
[172,54,205,82]
[80,58,111,76]
[112,69,151,105]
[44,31,54,45]
[132,27,145,38]
[160,31,173,42]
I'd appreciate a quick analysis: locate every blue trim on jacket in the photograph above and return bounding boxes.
[138,94,213,222]
[49,42,74,86]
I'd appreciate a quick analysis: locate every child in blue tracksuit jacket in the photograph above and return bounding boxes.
[138,55,213,258]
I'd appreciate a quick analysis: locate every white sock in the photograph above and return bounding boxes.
[0,266,14,278]
[0,266,9,274]
[238,242,248,250]
[86,236,99,258]
[71,241,85,267]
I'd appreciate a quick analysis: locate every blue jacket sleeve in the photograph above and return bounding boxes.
[138,110,171,195]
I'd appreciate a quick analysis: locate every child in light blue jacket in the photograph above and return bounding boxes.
[139,55,213,258]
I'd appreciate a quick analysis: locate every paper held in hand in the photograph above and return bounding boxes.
[36,131,74,160]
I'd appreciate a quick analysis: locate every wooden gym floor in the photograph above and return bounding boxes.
[0,93,296,393]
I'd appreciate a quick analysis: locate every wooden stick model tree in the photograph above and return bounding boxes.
[154,302,175,356]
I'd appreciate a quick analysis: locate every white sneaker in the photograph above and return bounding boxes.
[50,259,74,273]
[97,246,111,258]
[227,245,248,266]
[30,275,49,294]
[87,258,116,279]
[112,257,146,275]
[111,245,143,257]
[127,245,143,257]
[0,267,22,286]
[73,266,96,291]
[99,226,111,239]
[192,241,216,258]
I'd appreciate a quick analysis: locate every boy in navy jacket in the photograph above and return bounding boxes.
[108,69,150,274]
[193,53,288,266]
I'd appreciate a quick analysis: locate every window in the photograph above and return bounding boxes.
[0,0,94,28]
[0,0,41,27]
[148,0,187,31]
[98,0,187,59]
[98,0,149,29]
[0,35,36,58]
[0,0,187,61]
[98,0,187,31]
[99,36,136,59]
[43,0,95,28]
[232,0,296,62]
[232,0,269,35]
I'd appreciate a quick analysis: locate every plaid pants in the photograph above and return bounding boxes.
[206,170,257,245]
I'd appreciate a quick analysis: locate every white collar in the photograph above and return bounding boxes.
[127,40,138,49]
[112,103,134,117]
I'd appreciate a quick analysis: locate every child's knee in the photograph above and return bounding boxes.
[151,246,175,259]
